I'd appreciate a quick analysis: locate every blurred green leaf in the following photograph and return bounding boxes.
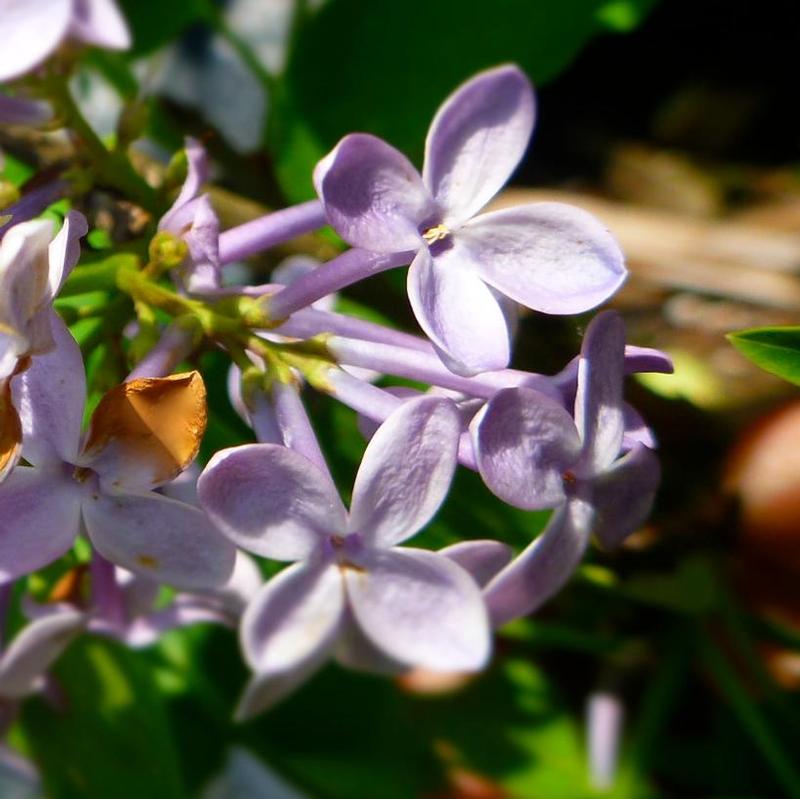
[273,0,659,202]
[728,326,800,386]
[19,637,185,799]
[117,0,214,55]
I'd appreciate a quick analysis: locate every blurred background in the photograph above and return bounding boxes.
[5,1,800,796]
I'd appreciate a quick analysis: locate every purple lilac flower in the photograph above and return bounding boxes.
[472,312,660,625]
[198,396,491,717]
[313,65,626,375]
[0,96,51,126]
[0,212,87,481]
[0,0,129,83]
[158,139,221,293]
[0,314,236,588]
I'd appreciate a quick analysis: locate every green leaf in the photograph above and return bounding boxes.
[117,0,214,56]
[273,0,659,202]
[728,326,800,386]
[18,637,185,799]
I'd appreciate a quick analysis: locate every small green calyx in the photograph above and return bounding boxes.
[149,231,189,269]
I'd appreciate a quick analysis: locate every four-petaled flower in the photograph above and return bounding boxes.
[314,65,627,376]
[198,396,491,717]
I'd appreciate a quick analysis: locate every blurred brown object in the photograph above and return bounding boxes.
[423,767,508,799]
[396,668,476,696]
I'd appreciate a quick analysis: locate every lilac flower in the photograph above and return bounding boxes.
[0,314,236,588]
[198,396,491,718]
[0,0,130,83]
[0,212,87,481]
[0,96,51,126]
[158,139,220,293]
[314,65,626,375]
[472,312,660,624]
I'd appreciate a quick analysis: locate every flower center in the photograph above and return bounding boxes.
[422,223,450,245]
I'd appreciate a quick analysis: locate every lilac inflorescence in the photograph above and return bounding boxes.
[0,49,672,726]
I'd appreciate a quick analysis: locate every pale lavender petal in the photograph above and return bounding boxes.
[484,498,594,626]
[160,138,209,229]
[0,467,80,581]
[115,567,160,619]
[159,462,200,506]
[198,444,346,559]
[82,491,237,590]
[69,0,131,49]
[355,386,419,441]
[407,245,511,376]
[113,603,233,648]
[0,95,52,126]
[348,396,460,548]
[178,196,221,292]
[237,561,344,716]
[235,657,327,721]
[334,611,406,675]
[460,203,626,315]
[0,0,72,81]
[592,443,660,550]
[623,345,673,375]
[47,210,88,298]
[199,550,263,616]
[345,547,490,672]
[471,387,582,510]
[424,65,535,226]
[439,540,513,588]
[622,403,656,450]
[272,256,334,313]
[0,609,86,698]
[575,311,626,474]
[587,692,624,791]
[13,312,85,466]
[313,133,433,253]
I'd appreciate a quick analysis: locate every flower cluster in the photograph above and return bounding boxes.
[0,17,671,730]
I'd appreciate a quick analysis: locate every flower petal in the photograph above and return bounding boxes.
[462,203,626,315]
[82,491,236,590]
[69,0,131,49]
[424,65,535,226]
[314,133,432,253]
[198,444,346,560]
[349,396,460,547]
[484,498,593,626]
[439,539,514,588]
[0,467,81,582]
[0,0,72,81]
[0,609,86,698]
[13,312,85,466]
[345,547,490,672]
[574,311,626,474]
[0,95,52,126]
[333,611,407,674]
[0,379,21,483]
[407,245,511,376]
[81,372,206,491]
[592,443,660,550]
[47,210,88,299]
[160,138,209,228]
[472,387,582,510]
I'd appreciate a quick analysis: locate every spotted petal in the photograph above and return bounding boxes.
[82,491,236,590]
[424,64,535,226]
[198,444,347,560]
[314,133,433,253]
[345,547,490,672]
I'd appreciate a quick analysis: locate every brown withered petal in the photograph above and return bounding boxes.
[81,371,207,491]
[0,379,22,482]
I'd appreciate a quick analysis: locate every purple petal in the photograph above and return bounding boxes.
[112,602,233,648]
[424,65,535,225]
[484,498,593,626]
[161,139,209,227]
[471,387,582,510]
[407,245,511,376]
[0,95,52,126]
[236,658,327,722]
[0,609,86,698]
[0,0,72,81]
[575,311,626,474]
[0,467,81,581]
[198,444,346,560]
[345,547,490,672]
[587,692,625,791]
[622,403,656,450]
[237,560,344,716]
[348,396,460,548]
[47,210,88,298]
[68,0,131,50]
[13,312,85,466]
[195,550,263,616]
[439,539,514,587]
[314,133,433,253]
[460,203,626,315]
[623,345,673,375]
[592,443,660,550]
[175,196,221,293]
[333,611,407,675]
[82,491,237,590]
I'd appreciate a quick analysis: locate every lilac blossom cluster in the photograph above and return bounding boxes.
[0,12,671,737]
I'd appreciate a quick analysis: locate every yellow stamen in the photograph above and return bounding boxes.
[422,224,450,245]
